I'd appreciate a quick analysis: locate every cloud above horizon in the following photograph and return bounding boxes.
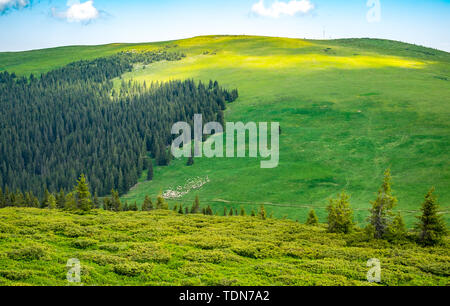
[0,0,31,14]
[52,0,99,23]
[251,0,314,18]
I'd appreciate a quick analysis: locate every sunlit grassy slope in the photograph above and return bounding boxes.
[1,36,449,225]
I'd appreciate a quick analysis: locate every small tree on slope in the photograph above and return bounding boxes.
[306,209,319,226]
[416,187,447,246]
[367,169,397,239]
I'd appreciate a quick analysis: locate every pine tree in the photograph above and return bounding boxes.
[156,194,168,210]
[75,174,93,211]
[229,208,234,216]
[367,169,398,239]
[64,192,77,210]
[190,195,200,213]
[258,205,267,220]
[93,192,100,209]
[239,207,246,216]
[306,209,319,226]
[385,213,407,242]
[47,194,57,209]
[56,189,66,209]
[110,189,122,212]
[327,192,353,234]
[41,189,50,209]
[147,160,154,181]
[178,204,184,214]
[416,188,447,246]
[142,195,153,211]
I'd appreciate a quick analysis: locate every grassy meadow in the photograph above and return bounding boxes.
[1,35,449,226]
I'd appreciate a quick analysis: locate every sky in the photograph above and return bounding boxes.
[0,0,449,52]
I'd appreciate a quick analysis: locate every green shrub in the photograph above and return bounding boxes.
[0,270,33,280]
[113,262,152,276]
[72,238,98,249]
[7,245,46,261]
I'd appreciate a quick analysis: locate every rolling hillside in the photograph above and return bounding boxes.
[1,36,449,226]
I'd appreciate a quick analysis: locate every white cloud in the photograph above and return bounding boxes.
[53,0,99,23]
[0,0,30,13]
[251,0,314,18]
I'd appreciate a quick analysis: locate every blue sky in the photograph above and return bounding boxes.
[0,0,449,52]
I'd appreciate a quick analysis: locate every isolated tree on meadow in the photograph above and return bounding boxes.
[416,187,447,246]
[206,205,214,216]
[327,192,354,234]
[258,205,267,220]
[306,209,319,226]
[190,195,200,213]
[156,194,168,210]
[142,195,153,211]
[367,169,397,239]
[75,174,93,211]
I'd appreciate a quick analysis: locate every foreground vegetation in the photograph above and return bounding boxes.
[0,207,448,286]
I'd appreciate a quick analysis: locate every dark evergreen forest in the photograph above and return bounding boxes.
[0,50,238,197]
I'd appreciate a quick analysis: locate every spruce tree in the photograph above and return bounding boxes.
[156,194,168,210]
[41,189,50,209]
[110,189,122,212]
[75,174,93,211]
[190,195,200,213]
[47,194,57,209]
[64,192,77,210]
[223,207,228,216]
[327,192,353,234]
[258,205,267,220]
[142,195,153,211]
[306,209,319,226]
[367,169,398,239]
[147,160,154,181]
[56,189,66,209]
[416,188,447,246]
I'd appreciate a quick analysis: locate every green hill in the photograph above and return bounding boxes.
[1,35,449,226]
[0,208,448,286]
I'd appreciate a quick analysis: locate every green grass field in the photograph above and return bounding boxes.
[1,36,449,226]
[0,208,448,286]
